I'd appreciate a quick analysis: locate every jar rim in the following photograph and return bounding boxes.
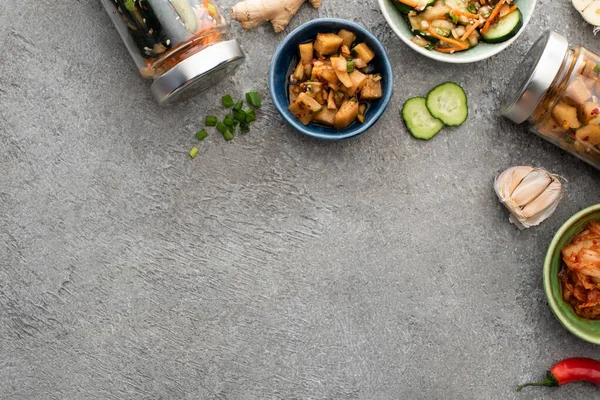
[151,40,245,106]
[501,31,569,124]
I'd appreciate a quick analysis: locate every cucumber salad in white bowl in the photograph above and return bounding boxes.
[378,0,537,63]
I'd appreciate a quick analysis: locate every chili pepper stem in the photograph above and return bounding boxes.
[516,373,559,392]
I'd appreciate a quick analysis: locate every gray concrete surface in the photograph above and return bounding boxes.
[2,0,600,399]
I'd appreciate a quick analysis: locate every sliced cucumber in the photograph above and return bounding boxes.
[426,82,468,126]
[393,0,435,14]
[482,8,523,43]
[415,29,440,43]
[402,97,445,140]
[394,1,414,14]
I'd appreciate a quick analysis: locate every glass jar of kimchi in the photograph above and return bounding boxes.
[101,0,245,105]
[502,31,600,170]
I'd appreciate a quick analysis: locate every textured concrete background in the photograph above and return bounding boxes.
[2,0,600,399]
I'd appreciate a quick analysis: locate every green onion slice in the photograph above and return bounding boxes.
[205,116,218,126]
[223,130,234,141]
[246,92,262,108]
[224,115,235,127]
[245,109,256,123]
[196,129,208,141]
[222,94,234,108]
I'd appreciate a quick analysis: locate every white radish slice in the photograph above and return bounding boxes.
[582,1,600,26]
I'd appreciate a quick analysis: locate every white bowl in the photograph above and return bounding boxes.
[378,0,537,63]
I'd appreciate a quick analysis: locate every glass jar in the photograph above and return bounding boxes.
[502,31,600,170]
[101,0,245,105]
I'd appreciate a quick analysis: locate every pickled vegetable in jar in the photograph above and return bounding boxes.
[502,31,600,170]
[101,0,245,105]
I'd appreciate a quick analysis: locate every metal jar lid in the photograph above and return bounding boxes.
[501,31,569,124]
[151,40,245,106]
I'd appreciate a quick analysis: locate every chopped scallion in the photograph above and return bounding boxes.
[222,94,234,108]
[224,115,235,127]
[216,122,227,133]
[233,100,244,111]
[234,109,247,123]
[246,91,262,108]
[196,129,208,140]
[124,0,136,11]
[240,123,250,134]
[196,129,208,141]
[347,60,355,73]
[189,147,199,159]
[205,116,218,126]
[223,129,234,141]
[245,109,256,123]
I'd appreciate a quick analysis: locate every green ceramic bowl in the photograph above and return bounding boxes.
[544,204,600,345]
[377,0,537,63]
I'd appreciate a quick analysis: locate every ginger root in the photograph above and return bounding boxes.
[231,0,322,33]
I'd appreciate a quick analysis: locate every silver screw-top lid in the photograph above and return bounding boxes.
[501,31,569,124]
[151,40,245,106]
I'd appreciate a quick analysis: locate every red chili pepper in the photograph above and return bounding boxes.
[517,358,600,392]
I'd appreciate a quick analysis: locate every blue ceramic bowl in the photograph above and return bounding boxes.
[269,19,394,141]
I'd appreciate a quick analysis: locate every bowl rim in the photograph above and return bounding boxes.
[377,0,537,64]
[543,204,600,345]
[268,18,394,141]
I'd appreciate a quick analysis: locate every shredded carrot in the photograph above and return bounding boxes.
[397,0,420,7]
[427,26,469,49]
[435,46,467,53]
[505,4,518,16]
[449,8,480,20]
[481,0,505,35]
[460,21,481,42]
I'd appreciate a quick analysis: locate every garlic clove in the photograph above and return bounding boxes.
[573,0,600,32]
[582,1,600,27]
[510,169,552,207]
[521,180,563,220]
[573,0,595,12]
[494,166,534,199]
[513,196,562,228]
[494,166,563,229]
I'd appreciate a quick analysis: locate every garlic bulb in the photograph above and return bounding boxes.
[494,166,563,229]
[573,0,600,34]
